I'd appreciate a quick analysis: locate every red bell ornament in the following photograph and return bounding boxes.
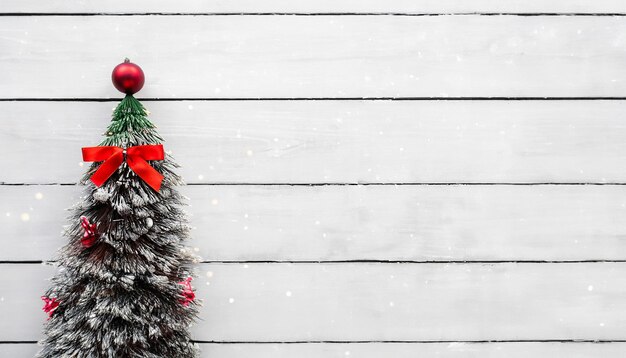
[80,216,98,248]
[178,277,195,306]
[112,58,145,95]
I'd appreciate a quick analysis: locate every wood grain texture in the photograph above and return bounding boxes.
[3,263,626,341]
[3,184,626,262]
[3,342,626,358]
[2,0,626,14]
[4,100,626,184]
[2,16,626,98]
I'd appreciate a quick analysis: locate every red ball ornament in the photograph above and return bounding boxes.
[112,58,145,94]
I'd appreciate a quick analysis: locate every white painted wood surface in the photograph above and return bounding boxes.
[4,100,626,184]
[7,342,626,358]
[152,342,626,358]
[4,184,626,261]
[2,16,626,98]
[1,3,625,357]
[3,263,626,342]
[2,1,626,14]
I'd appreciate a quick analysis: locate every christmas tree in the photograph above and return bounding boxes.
[37,60,200,357]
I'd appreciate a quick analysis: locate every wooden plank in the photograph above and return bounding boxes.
[2,17,626,98]
[0,345,40,357]
[3,263,626,341]
[151,342,626,357]
[3,1,626,14]
[4,184,626,262]
[191,343,626,358]
[4,342,626,358]
[4,100,626,184]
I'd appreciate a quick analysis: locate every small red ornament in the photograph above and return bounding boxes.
[42,296,59,319]
[111,58,145,95]
[178,277,195,306]
[80,216,97,248]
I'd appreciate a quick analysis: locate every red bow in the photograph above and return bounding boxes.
[42,296,59,319]
[82,145,165,192]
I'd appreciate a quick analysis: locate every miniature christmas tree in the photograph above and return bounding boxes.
[37,59,199,357]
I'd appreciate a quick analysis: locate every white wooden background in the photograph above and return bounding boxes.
[2,1,626,357]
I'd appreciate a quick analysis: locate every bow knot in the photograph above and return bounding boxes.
[82,144,165,192]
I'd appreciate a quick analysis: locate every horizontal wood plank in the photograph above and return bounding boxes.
[166,342,626,357]
[0,345,40,357]
[3,184,626,262]
[3,1,626,14]
[2,17,626,98]
[3,263,626,341]
[4,101,626,184]
[4,342,626,358]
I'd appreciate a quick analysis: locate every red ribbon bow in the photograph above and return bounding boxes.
[82,144,165,192]
[42,296,59,319]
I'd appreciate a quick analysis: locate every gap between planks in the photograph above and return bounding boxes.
[3,182,626,186]
[193,340,626,344]
[3,260,626,264]
[4,97,626,102]
[1,340,625,344]
[3,12,626,17]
